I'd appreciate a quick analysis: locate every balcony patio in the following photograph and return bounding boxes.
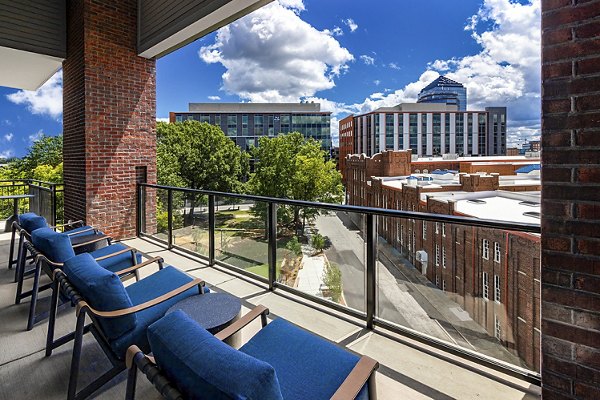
[0,228,541,399]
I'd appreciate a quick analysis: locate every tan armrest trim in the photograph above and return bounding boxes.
[215,305,269,341]
[94,246,136,261]
[77,278,203,318]
[72,235,110,248]
[113,256,163,276]
[126,345,143,369]
[36,254,64,268]
[331,356,379,400]
[65,227,95,236]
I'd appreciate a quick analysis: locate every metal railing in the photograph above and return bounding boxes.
[0,179,63,225]
[137,182,541,384]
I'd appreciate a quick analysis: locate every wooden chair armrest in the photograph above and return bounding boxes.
[215,305,269,341]
[52,220,85,231]
[36,254,64,268]
[64,227,95,236]
[71,234,109,248]
[94,246,136,261]
[77,278,204,318]
[126,345,156,369]
[331,356,379,400]
[113,256,163,276]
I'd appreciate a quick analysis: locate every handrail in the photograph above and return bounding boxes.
[138,182,540,233]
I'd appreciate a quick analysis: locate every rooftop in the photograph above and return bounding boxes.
[0,231,541,399]
[187,102,327,113]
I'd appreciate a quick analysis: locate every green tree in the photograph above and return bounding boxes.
[311,233,326,254]
[248,133,343,229]
[322,261,343,303]
[285,236,302,257]
[0,135,63,181]
[157,121,249,223]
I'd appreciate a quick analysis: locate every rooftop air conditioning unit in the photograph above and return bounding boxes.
[442,153,459,160]
[416,250,428,263]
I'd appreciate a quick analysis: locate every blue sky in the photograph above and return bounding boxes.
[0,0,540,159]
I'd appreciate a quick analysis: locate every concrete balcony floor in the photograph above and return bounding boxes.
[0,231,541,399]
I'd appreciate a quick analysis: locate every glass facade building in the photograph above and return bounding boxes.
[417,76,467,111]
[171,103,331,152]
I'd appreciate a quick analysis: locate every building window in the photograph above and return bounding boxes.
[494,242,501,263]
[423,221,427,239]
[494,275,501,303]
[482,239,489,260]
[482,271,489,300]
[436,275,440,287]
[187,115,194,120]
[175,115,183,122]
[442,279,446,292]
[435,244,440,266]
[408,229,412,251]
[442,223,446,237]
[435,222,439,234]
[495,315,502,340]
[227,115,237,136]
[442,247,447,268]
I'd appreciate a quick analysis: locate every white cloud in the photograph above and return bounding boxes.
[323,26,344,36]
[0,149,13,159]
[28,129,44,144]
[6,71,63,119]
[208,95,221,101]
[3,133,13,142]
[388,62,401,70]
[373,80,381,86]
[360,55,375,65]
[343,18,358,32]
[156,117,169,123]
[199,0,353,102]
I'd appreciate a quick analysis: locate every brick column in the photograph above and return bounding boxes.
[541,1,600,398]
[63,0,156,239]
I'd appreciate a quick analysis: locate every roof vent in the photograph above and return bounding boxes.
[519,201,540,207]
[523,211,541,219]
[467,199,486,204]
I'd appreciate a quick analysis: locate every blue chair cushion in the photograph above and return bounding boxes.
[63,253,136,340]
[19,213,47,233]
[110,266,200,357]
[240,318,368,400]
[31,227,76,263]
[148,310,283,400]
[90,244,142,273]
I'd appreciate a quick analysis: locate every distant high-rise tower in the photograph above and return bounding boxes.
[417,76,467,111]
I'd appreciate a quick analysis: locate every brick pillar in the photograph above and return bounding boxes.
[63,0,156,239]
[541,1,600,398]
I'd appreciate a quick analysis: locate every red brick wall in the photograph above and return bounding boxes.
[63,0,157,239]
[541,0,600,398]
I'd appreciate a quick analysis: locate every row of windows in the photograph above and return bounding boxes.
[422,222,446,240]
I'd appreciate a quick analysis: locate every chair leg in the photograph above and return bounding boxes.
[67,311,87,400]
[26,262,42,331]
[46,279,60,357]
[14,235,26,287]
[8,225,16,270]
[125,365,138,400]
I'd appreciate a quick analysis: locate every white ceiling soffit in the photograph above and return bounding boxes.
[0,46,62,91]
[139,0,273,59]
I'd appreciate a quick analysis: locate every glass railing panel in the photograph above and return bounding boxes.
[276,205,366,313]
[376,217,541,373]
[214,196,268,279]
[172,191,209,256]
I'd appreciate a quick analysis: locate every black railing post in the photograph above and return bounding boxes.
[208,195,215,266]
[167,189,173,249]
[267,202,277,291]
[366,213,377,329]
[51,184,57,226]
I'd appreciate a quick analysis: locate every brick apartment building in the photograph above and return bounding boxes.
[346,150,541,371]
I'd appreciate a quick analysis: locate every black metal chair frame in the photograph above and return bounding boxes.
[51,262,205,400]
[125,306,379,400]
[18,235,138,331]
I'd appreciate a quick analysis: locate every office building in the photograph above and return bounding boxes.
[170,103,332,152]
[417,75,467,111]
[339,103,507,162]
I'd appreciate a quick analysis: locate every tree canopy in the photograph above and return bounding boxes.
[248,132,343,228]
[0,134,63,181]
[157,121,248,192]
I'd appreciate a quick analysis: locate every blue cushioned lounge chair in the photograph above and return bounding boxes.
[9,212,99,281]
[18,227,143,331]
[53,253,206,400]
[125,307,379,400]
